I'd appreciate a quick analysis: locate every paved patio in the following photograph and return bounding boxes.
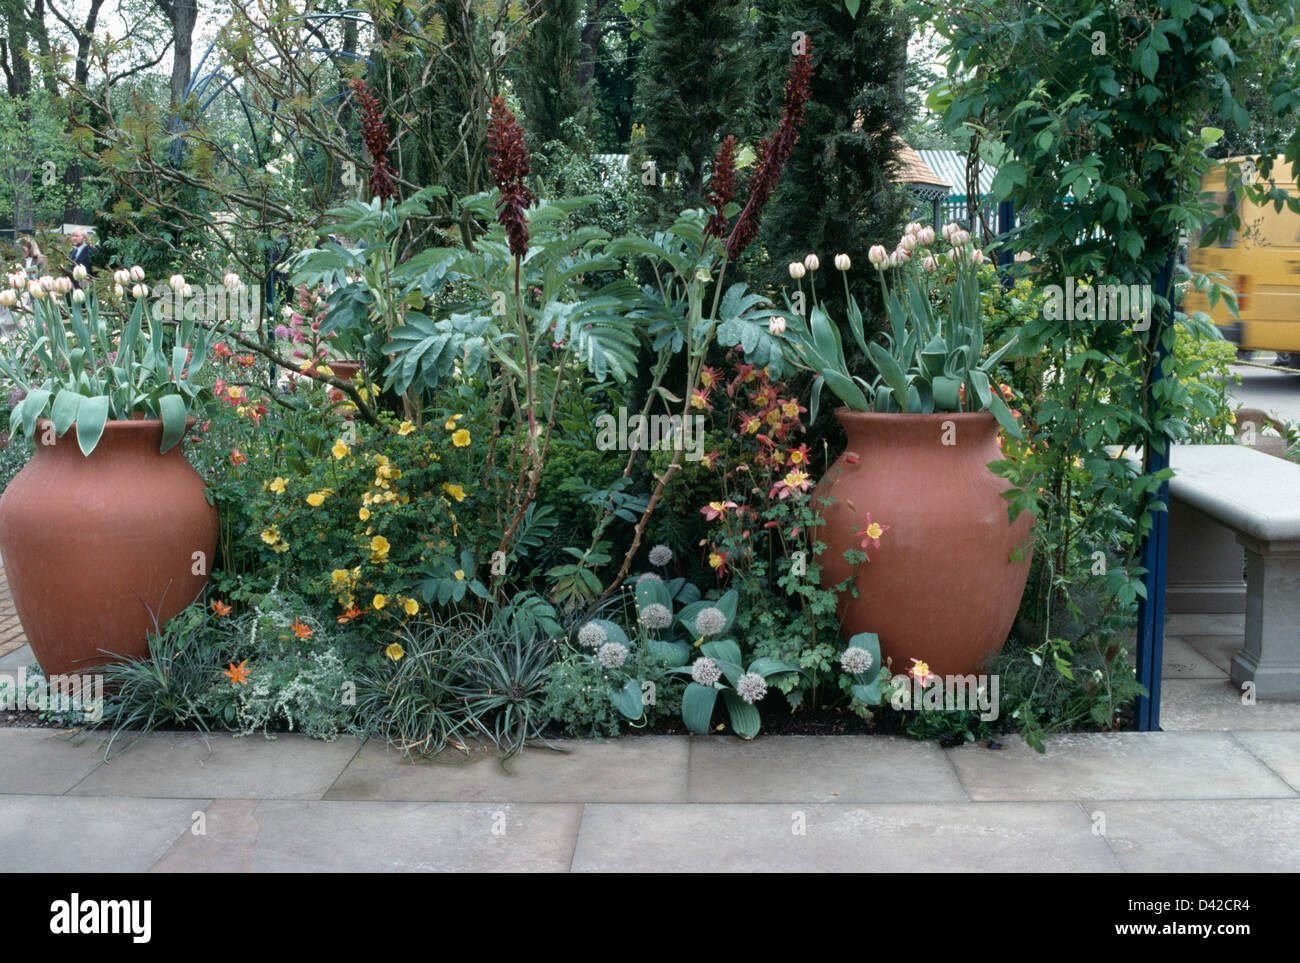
[2,611,1299,872]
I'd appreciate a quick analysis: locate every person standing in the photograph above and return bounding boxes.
[67,229,94,287]
[18,237,46,278]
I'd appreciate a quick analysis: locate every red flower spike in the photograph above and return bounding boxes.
[486,96,535,259]
[705,135,738,239]
[348,79,398,202]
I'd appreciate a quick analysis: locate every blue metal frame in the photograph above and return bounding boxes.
[1134,254,1177,731]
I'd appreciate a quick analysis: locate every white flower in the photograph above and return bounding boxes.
[113,269,130,285]
[891,248,911,266]
[8,273,24,290]
[28,282,46,301]
[72,264,88,281]
[904,221,923,236]
[951,229,971,248]
[182,284,194,297]
[898,233,917,253]
[942,222,962,241]
[129,265,145,281]
[638,572,663,582]
[71,289,86,304]
[769,315,786,336]
[868,245,888,268]
[803,253,820,271]
[736,672,768,704]
[53,277,72,294]
[840,646,874,675]
[788,261,806,280]
[971,248,986,265]
[691,657,722,686]
[834,253,851,271]
[597,641,629,670]
[648,544,673,567]
[131,283,148,299]
[168,274,186,292]
[39,275,55,291]
[113,284,125,298]
[694,607,727,637]
[577,622,608,649]
[0,289,15,307]
[917,226,936,246]
[922,255,939,271]
[638,603,673,630]
[223,272,242,291]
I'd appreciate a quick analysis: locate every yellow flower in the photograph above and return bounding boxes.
[376,464,393,479]
[708,552,724,570]
[453,569,465,581]
[444,413,463,430]
[226,385,244,400]
[370,535,391,562]
[269,477,287,493]
[397,421,416,436]
[331,438,350,459]
[403,598,419,616]
[865,521,884,540]
[442,483,467,502]
[451,429,470,447]
[271,540,290,554]
[306,491,328,507]
[386,642,404,661]
[260,527,281,545]
[372,594,387,610]
[358,507,371,521]
[331,569,349,585]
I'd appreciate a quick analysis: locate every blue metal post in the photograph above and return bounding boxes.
[1134,254,1176,731]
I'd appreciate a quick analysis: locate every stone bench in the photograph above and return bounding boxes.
[1164,444,1300,698]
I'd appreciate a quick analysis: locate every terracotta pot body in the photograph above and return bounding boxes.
[329,361,362,383]
[815,409,1033,677]
[0,418,218,678]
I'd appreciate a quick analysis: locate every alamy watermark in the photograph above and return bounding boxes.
[1043,277,1153,330]
[0,668,103,722]
[594,408,707,462]
[889,672,1000,722]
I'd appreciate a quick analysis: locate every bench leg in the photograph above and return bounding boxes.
[1166,498,1246,613]
[1230,535,1300,699]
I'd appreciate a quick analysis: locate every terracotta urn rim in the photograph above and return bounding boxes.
[834,408,996,424]
[33,415,198,433]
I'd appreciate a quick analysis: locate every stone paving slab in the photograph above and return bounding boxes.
[1160,635,1229,679]
[569,802,1121,872]
[1181,635,1244,675]
[0,795,202,872]
[685,734,968,803]
[1166,612,1247,637]
[0,641,31,670]
[325,736,690,803]
[1097,799,1300,872]
[1159,680,1300,731]
[945,732,1298,801]
[67,731,363,800]
[0,729,105,795]
[152,799,582,872]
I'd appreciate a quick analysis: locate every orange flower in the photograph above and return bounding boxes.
[291,619,313,639]
[223,660,251,685]
[210,599,232,617]
[337,605,363,624]
[229,449,248,466]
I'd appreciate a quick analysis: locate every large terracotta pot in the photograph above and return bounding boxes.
[815,409,1033,678]
[0,418,218,678]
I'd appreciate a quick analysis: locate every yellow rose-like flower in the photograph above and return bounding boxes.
[331,569,349,585]
[370,535,391,561]
[453,569,465,581]
[444,413,463,430]
[403,598,419,616]
[376,464,393,479]
[359,507,371,521]
[226,386,244,400]
[397,421,415,436]
[271,540,290,554]
[386,642,404,661]
[372,594,387,610]
[260,527,281,545]
[331,439,350,459]
[708,552,724,570]
[443,483,467,502]
[269,477,287,493]
[306,491,327,507]
[451,429,470,447]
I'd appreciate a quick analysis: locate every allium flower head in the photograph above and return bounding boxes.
[638,572,663,582]
[597,641,629,670]
[840,646,874,675]
[648,544,673,567]
[694,607,727,637]
[486,96,534,259]
[577,622,608,649]
[736,672,768,704]
[691,657,723,686]
[638,603,673,630]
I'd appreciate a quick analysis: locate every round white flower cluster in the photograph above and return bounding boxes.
[648,544,673,567]
[694,607,727,637]
[736,672,768,705]
[691,657,722,687]
[840,646,874,675]
[638,603,673,630]
[577,622,608,649]
[597,641,629,670]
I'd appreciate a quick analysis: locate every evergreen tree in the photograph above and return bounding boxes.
[757,0,913,325]
[632,0,757,229]
[517,0,587,147]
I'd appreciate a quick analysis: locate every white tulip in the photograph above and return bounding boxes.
[169,274,186,292]
[183,284,194,297]
[72,264,88,281]
[54,276,73,294]
[131,283,147,299]
[972,248,986,265]
[130,265,145,282]
[769,315,787,336]
[834,253,851,271]
[917,226,936,246]
[28,282,46,300]
[893,248,912,265]
[922,255,939,271]
[905,221,923,236]
[222,272,241,291]
[113,284,125,298]
[898,233,917,253]
[113,269,130,285]
[942,222,962,241]
[868,245,888,268]
[0,289,15,307]
[71,289,86,304]
[788,261,807,280]
[803,253,820,271]
[39,275,55,291]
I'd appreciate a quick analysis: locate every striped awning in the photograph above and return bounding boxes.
[916,150,996,200]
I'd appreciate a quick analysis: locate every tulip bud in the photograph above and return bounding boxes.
[952,229,971,247]
[788,261,806,280]
[54,276,73,294]
[70,264,88,282]
[130,265,145,282]
[868,245,888,268]
[114,269,130,285]
[893,248,912,265]
[9,273,23,290]
[223,272,241,291]
[0,289,15,307]
[898,233,917,253]
[183,284,194,297]
[922,255,939,271]
[769,315,787,336]
[971,248,986,265]
[834,253,851,271]
[28,282,46,301]
[114,284,125,298]
[917,226,936,246]
[71,288,86,304]
[803,253,820,271]
[39,275,55,291]
[942,222,961,242]
[905,221,923,236]
[169,274,186,292]
[132,283,147,299]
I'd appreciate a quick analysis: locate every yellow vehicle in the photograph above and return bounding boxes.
[1185,155,1300,361]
